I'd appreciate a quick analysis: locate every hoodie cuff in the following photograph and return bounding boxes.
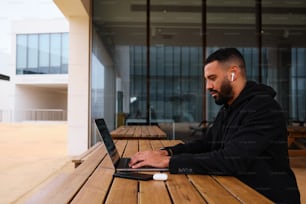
[169,155,194,174]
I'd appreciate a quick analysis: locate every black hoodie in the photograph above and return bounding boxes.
[168,81,300,204]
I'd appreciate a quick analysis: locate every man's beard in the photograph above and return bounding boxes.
[209,78,233,105]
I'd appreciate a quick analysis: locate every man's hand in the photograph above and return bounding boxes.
[128,150,170,169]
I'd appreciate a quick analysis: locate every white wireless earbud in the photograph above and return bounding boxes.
[231,73,235,81]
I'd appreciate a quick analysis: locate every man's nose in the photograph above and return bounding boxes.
[206,81,213,90]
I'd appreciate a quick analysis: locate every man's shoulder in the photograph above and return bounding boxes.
[238,94,283,116]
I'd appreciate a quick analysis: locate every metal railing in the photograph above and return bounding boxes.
[0,109,67,122]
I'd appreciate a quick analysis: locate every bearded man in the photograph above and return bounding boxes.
[129,48,300,204]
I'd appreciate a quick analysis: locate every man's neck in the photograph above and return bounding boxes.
[227,80,247,106]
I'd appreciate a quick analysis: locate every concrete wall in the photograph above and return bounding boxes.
[14,85,67,121]
[54,0,91,155]
[0,53,14,121]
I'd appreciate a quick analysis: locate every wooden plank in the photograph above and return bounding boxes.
[70,168,114,204]
[152,125,167,137]
[139,139,152,151]
[105,178,138,204]
[109,126,120,137]
[288,126,306,134]
[139,180,171,204]
[138,139,170,204]
[105,139,139,203]
[167,174,207,204]
[110,126,127,137]
[71,141,120,204]
[147,126,157,138]
[72,142,102,168]
[24,173,70,204]
[124,140,139,157]
[288,126,306,155]
[188,175,240,204]
[75,139,138,204]
[134,126,142,138]
[288,136,295,147]
[150,140,164,150]
[33,144,108,204]
[111,126,167,139]
[294,139,306,149]
[213,176,274,204]
[289,149,306,156]
[146,126,167,139]
[141,126,150,138]
[126,126,136,137]
[115,140,128,157]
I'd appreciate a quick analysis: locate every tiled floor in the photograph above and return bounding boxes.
[0,122,70,204]
[0,123,305,204]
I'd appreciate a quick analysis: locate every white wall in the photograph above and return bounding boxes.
[14,85,67,121]
[12,19,68,34]
[0,51,14,121]
[15,86,66,109]
[0,80,14,122]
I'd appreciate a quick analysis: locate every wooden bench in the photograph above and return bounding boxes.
[25,141,111,204]
[71,142,102,168]
[110,125,167,139]
[288,125,306,156]
[25,139,273,204]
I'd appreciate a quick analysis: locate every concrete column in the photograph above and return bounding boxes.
[54,0,91,155]
[67,16,90,155]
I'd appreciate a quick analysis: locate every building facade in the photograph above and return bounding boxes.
[0,19,69,124]
[53,0,306,155]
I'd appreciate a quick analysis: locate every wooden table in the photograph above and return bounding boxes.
[288,125,306,156]
[111,125,167,139]
[27,140,273,204]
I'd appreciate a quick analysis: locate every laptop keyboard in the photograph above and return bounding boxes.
[117,158,131,168]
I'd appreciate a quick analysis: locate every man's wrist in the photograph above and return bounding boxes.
[160,147,173,156]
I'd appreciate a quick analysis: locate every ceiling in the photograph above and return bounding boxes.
[92,0,306,51]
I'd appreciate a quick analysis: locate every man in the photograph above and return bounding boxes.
[129,48,300,204]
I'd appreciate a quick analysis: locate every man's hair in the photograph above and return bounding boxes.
[205,48,246,75]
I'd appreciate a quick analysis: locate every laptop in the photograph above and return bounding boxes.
[94,118,168,172]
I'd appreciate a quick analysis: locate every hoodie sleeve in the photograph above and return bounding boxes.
[168,95,287,175]
[168,127,214,155]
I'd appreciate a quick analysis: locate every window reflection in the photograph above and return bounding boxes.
[91,0,306,139]
[16,33,68,74]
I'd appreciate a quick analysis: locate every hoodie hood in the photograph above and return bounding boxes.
[229,81,276,110]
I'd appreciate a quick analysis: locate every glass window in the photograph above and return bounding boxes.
[16,33,68,75]
[61,33,69,72]
[39,34,50,68]
[290,48,306,122]
[262,0,306,123]
[16,35,27,73]
[148,0,203,122]
[91,0,146,144]
[50,33,61,69]
[91,0,306,144]
[206,0,257,120]
[28,34,38,69]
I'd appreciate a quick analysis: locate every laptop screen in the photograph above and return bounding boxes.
[95,118,120,166]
